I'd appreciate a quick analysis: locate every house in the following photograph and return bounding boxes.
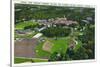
[86,17,93,21]
[37,27,46,32]
[82,20,90,24]
[15,29,33,35]
[33,33,43,38]
[37,19,47,23]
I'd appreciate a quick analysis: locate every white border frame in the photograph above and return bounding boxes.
[11,0,97,67]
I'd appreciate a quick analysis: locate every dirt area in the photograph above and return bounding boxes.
[14,38,38,58]
[42,40,53,52]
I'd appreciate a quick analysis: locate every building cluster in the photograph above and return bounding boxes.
[36,17,78,26]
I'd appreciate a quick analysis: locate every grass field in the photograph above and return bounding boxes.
[15,21,38,30]
[50,37,69,53]
[35,37,71,58]
[14,57,48,64]
[35,42,51,58]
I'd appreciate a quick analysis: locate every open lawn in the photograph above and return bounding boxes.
[14,57,48,64]
[50,37,69,53]
[35,42,51,58]
[35,37,72,58]
[15,21,38,30]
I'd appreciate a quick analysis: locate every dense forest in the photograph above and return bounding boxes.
[15,4,94,23]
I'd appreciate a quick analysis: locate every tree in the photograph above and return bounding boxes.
[66,48,75,59]
[41,27,71,39]
[72,47,88,60]
[48,52,64,61]
[77,24,95,59]
[24,24,39,30]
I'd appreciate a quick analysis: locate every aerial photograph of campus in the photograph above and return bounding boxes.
[14,4,95,64]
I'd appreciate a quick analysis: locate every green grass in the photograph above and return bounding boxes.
[50,37,69,53]
[35,42,51,58]
[35,37,70,58]
[15,21,38,30]
[14,57,31,63]
[15,37,81,63]
[33,58,48,62]
[14,57,48,64]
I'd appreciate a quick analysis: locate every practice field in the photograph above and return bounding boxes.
[50,37,69,53]
[42,40,54,52]
[35,42,51,58]
[35,37,71,58]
